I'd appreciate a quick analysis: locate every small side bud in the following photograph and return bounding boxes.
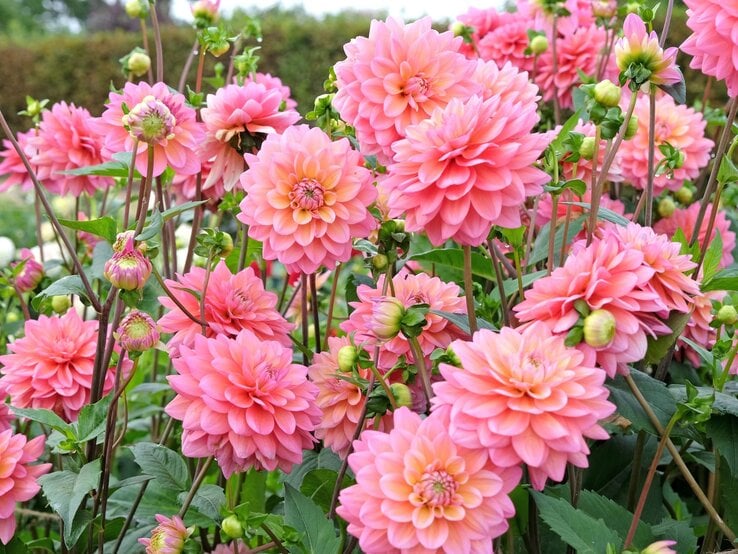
[657,196,676,218]
[127,52,151,78]
[583,309,617,348]
[371,254,389,272]
[579,137,596,160]
[530,35,549,55]
[675,186,693,204]
[717,305,738,325]
[390,383,414,408]
[125,0,148,18]
[51,296,72,314]
[370,297,406,341]
[593,79,622,108]
[337,345,359,373]
[221,515,244,540]
[624,115,639,140]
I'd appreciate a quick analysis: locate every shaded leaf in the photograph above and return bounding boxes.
[58,217,117,244]
[703,267,738,292]
[11,406,72,435]
[76,394,113,443]
[129,443,190,493]
[283,484,341,554]
[181,484,225,523]
[409,248,494,280]
[32,275,89,310]
[706,415,738,477]
[430,310,495,335]
[607,369,676,434]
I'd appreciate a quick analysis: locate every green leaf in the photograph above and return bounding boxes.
[75,394,112,443]
[529,217,585,266]
[32,275,89,310]
[669,385,738,417]
[89,241,114,281]
[702,231,724,283]
[285,449,343,491]
[300,469,352,513]
[58,216,117,244]
[577,490,654,549]
[706,415,738,477]
[161,200,208,222]
[549,110,583,155]
[644,311,691,365]
[703,267,738,292]
[180,484,225,523]
[532,491,622,553]
[10,406,73,435]
[559,202,630,226]
[430,310,496,335]
[135,209,163,241]
[283,484,341,554]
[59,159,132,178]
[409,248,494,280]
[488,270,547,302]
[651,518,698,554]
[38,459,101,547]
[678,337,715,369]
[718,156,738,185]
[0,536,28,554]
[106,483,213,527]
[607,369,676,434]
[129,443,190,493]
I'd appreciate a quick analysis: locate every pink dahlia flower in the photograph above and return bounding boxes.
[158,261,292,357]
[139,514,192,553]
[342,272,467,370]
[682,1,738,97]
[238,125,377,274]
[337,407,521,553]
[0,131,35,193]
[432,323,615,490]
[0,430,51,544]
[199,82,300,192]
[476,11,536,72]
[615,14,681,86]
[26,102,112,196]
[333,17,478,163]
[0,310,124,422]
[472,58,540,107]
[244,72,298,111]
[455,7,501,58]
[654,202,736,268]
[676,289,725,369]
[619,93,713,194]
[308,336,390,458]
[383,93,549,246]
[170,159,225,209]
[166,330,321,476]
[94,81,203,177]
[514,233,670,377]
[0,384,11,432]
[211,542,248,554]
[12,248,43,293]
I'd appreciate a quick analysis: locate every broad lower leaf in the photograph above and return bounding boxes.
[283,484,341,554]
[607,369,676,435]
[10,406,73,435]
[75,394,113,443]
[706,415,738,477]
[58,216,117,244]
[129,443,190,493]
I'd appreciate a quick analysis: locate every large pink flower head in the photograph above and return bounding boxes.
[619,93,713,194]
[165,330,321,476]
[614,14,681,87]
[682,1,738,97]
[139,514,192,553]
[238,125,377,274]
[676,289,726,369]
[12,248,43,293]
[654,202,736,269]
[341,272,467,370]
[383,92,549,246]
[0,430,51,544]
[337,407,520,553]
[244,72,298,110]
[0,310,124,422]
[472,59,540,106]
[199,82,300,192]
[95,81,203,177]
[476,11,536,72]
[432,323,615,490]
[455,7,501,59]
[0,131,35,193]
[158,261,293,357]
[514,232,670,377]
[26,102,112,196]
[333,17,478,163]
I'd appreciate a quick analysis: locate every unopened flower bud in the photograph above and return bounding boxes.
[371,253,389,272]
[370,297,406,341]
[583,309,616,348]
[658,196,676,218]
[624,115,639,140]
[191,0,219,23]
[625,2,640,14]
[337,345,359,372]
[104,237,152,291]
[593,80,622,108]
[592,0,617,17]
[450,21,466,36]
[125,0,148,18]
[127,52,151,78]
[51,295,71,314]
[116,310,160,352]
[221,515,244,539]
[675,186,693,204]
[391,219,405,233]
[579,137,596,160]
[217,232,233,258]
[530,35,549,55]
[209,41,230,57]
[717,305,738,325]
[113,230,136,253]
[13,249,43,293]
[640,540,677,554]
[674,150,686,169]
[390,383,413,408]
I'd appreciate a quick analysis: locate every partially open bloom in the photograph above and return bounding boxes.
[104,235,152,291]
[139,514,192,554]
[191,0,219,22]
[369,297,406,341]
[641,540,677,554]
[0,430,51,544]
[116,310,160,352]
[158,261,293,357]
[614,14,681,87]
[337,407,520,553]
[0,131,34,193]
[12,248,43,293]
[432,323,615,490]
[166,330,321,476]
[682,1,738,97]
[0,310,124,422]
[238,125,377,274]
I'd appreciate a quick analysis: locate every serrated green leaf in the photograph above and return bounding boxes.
[669,385,738,417]
[651,518,698,554]
[180,484,225,522]
[607,369,676,434]
[549,110,583,155]
[718,155,738,185]
[129,443,190,493]
[300,469,352,513]
[283,484,341,554]
[106,483,212,527]
[702,231,724,285]
[409,248,494,280]
[577,490,654,549]
[285,449,343,491]
[75,394,112,443]
[703,266,738,292]
[32,275,89,310]
[10,406,73,435]
[58,216,117,244]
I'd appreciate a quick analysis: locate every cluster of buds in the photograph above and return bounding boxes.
[104,231,152,291]
[369,297,429,342]
[578,80,625,140]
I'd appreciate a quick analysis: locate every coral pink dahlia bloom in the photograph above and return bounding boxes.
[139,514,192,553]
[432,323,615,490]
[333,17,478,163]
[337,407,521,553]
[0,131,35,193]
[199,82,300,191]
[0,384,11,432]
[682,1,738,97]
[614,14,681,86]
[476,11,536,72]
[244,72,298,111]
[676,289,725,370]
[94,81,204,177]
[0,310,122,422]
[165,330,321,476]
[238,125,377,274]
[383,93,549,246]
[0,430,51,544]
[158,261,293,357]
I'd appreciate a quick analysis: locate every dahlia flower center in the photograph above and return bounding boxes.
[124,317,153,340]
[414,468,459,507]
[290,179,325,211]
[655,122,672,143]
[404,75,431,102]
[410,293,428,305]
[227,290,254,318]
[123,95,177,144]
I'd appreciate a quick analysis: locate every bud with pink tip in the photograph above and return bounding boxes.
[104,235,152,291]
[116,310,160,352]
[139,514,193,553]
[13,248,43,292]
[370,296,406,341]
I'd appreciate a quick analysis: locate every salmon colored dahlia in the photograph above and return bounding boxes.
[166,330,321,476]
[0,430,51,544]
[238,125,377,274]
[26,102,112,196]
[244,72,298,111]
[158,261,293,357]
[337,407,521,553]
[139,514,192,553]
[614,14,681,87]
[472,59,539,107]
[432,323,615,490]
[682,1,738,97]
[0,384,11,432]
[333,17,478,163]
[199,82,300,192]
[476,11,535,72]
[0,310,123,422]
[676,289,726,370]
[94,81,203,177]
[455,7,502,59]
[619,93,713,194]
[0,131,35,193]
[384,92,549,246]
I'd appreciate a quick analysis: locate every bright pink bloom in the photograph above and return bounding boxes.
[12,248,43,293]
[139,514,191,553]
[0,384,11,432]
[383,92,549,246]
[333,17,478,163]
[191,0,219,20]
[615,14,681,86]
[619,93,713,194]
[199,82,300,191]
[455,7,502,59]
[676,289,726,369]
[472,59,539,106]
[244,72,298,111]
[158,261,293,357]
[337,407,520,553]
[95,81,203,177]
[432,323,615,490]
[26,102,112,196]
[166,330,321,476]
[0,311,124,422]
[682,1,738,97]
[0,131,35,192]
[0,430,51,544]
[341,272,467,370]
[476,11,536,72]
[654,202,736,269]
[238,125,377,274]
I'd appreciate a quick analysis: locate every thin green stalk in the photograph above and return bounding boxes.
[547,195,559,275]
[659,0,675,48]
[586,125,602,245]
[123,138,139,228]
[408,336,433,406]
[463,245,478,334]
[300,273,310,365]
[151,264,204,325]
[178,457,215,518]
[644,87,657,227]
[199,253,215,336]
[488,240,510,328]
[134,147,155,238]
[310,273,321,354]
[149,3,164,82]
[323,263,342,350]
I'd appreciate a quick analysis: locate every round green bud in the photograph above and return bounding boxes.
[530,35,549,55]
[657,196,676,218]
[217,232,234,258]
[6,312,19,323]
[450,21,466,37]
[210,42,230,58]
[127,52,151,78]
[51,295,71,314]
[624,115,639,140]
[717,305,738,325]
[579,137,597,160]
[125,0,147,18]
[337,345,359,373]
[221,515,244,539]
[371,253,389,272]
[675,186,693,204]
[593,79,622,108]
[390,383,414,408]
[583,309,617,348]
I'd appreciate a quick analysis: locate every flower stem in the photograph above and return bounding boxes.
[547,195,559,275]
[300,273,310,365]
[587,125,602,245]
[151,264,204,325]
[149,2,164,83]
[462,244,478,334]
[309,273,321,354]
[659,0,675,48]
[178,38,200,92]
[139,18,154,83]
[488,240,510,327]
[643,87,657,227]
[408,336,432,406]
[134,147,155,238]
[178,456,214,519]
[323,263,342,350]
